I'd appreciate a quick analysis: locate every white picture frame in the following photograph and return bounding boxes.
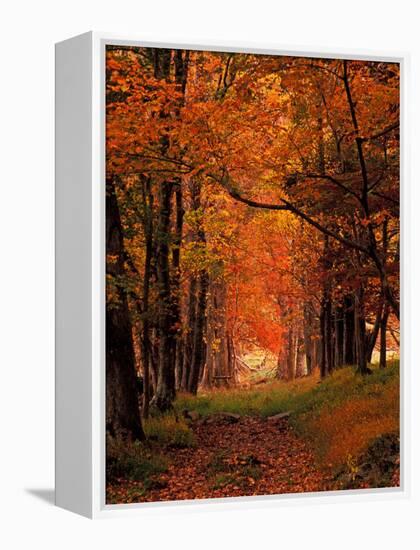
[55,31,409,519]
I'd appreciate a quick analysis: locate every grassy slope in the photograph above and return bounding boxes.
[175,361,399,470]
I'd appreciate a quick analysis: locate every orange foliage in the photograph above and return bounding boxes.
[306,383,399,468]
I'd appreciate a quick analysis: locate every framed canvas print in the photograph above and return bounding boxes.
[55,32,407,518]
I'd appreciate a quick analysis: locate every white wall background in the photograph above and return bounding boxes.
[1,0,418,547]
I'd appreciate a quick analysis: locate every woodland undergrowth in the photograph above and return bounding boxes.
[107,361,399,499]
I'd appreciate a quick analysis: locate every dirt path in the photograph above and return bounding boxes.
[108,416,332,504]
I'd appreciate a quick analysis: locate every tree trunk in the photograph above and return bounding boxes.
[188,270,209,393]
[334,304,344,368]
[325,294,334,374]
[320,291,334,377]
[343,295,355,365]
[320,235,333,377]
[175,337,184,391]
[106,178,145,440]
[320,301,327,378]
[184,179,209,393]
[169,181,184,390]
[227,335,238,384]
[181,277,197,391]
[202,276,231,389]
[303,303,314,375]
[379,219,390,369]
[286,326,296,381]
[150,329,159,394]
[380,304,390,369]
[354,287,369,374]
[366,301,384,364]
[154,181,176,411]
[295,327,306,377]
[140,177,153,419]
[152,48,189,410]
[276,337,288,379]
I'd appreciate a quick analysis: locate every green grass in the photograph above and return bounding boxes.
[107,412,196,480]
[106,436,169,485]
[175,375,317,418]
[291,360,399,417]
[176,361,399,419]
[144,414,196,448]
[106,412,196,493]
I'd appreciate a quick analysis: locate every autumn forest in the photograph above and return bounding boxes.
[105,46,400,504]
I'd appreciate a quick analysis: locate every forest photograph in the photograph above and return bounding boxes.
[105,45,400,505]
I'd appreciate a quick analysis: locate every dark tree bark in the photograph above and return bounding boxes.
[366,301,384,364]
[169,181,184,387]
[150,329,159,394]
[175,334,184,391]
[140,177,153,419]
[320,301,327,378]
[154,181,176,411]
[170,51,189,375]
[354,286,369,374]
[181,179,209,393]
[106,178,145,441]
[181,277,197,391]
[325,294,334,374]
[379,218,390,369]
[188,270,209,394]
[276,304,289,379]
[334,304,344,368]
[315,335,323,373]
[152,48,189,410]
[343,294,355,365]
[380,305,390,369]
[319,235,334,377]
[320,293,334,377]
[303,303,314,375]
[286,326,296,381]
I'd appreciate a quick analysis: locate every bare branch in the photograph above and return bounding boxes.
[300,173,362,202]
[361,122,399,142]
